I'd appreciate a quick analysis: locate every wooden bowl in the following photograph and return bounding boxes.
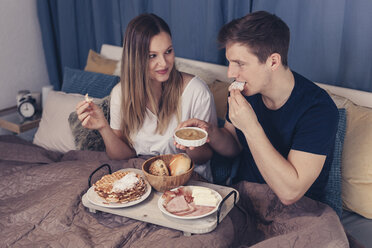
[142,154,194,192]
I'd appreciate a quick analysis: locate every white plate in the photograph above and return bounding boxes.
[86,168,151,208]
[158,186,222,220]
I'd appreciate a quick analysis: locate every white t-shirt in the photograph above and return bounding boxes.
[110,76,217,181]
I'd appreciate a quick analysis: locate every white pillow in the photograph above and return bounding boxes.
[33,91,87,153]
[113,60,121,76]
[175,60,216,85]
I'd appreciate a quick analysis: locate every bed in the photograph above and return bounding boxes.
[0,136,352,247]
[1,44,370,247]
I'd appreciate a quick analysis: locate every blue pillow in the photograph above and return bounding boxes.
[323,108,347,218]
[62,67,119,98]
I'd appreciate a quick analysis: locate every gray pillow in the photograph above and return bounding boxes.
[68,95,110,151]
[322,108,346,218]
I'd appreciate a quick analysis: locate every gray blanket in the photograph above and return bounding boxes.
[0,135,352,247]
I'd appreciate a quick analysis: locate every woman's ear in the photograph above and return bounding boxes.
[266,53,281,71]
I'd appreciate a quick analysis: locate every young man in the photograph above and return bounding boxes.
[176,11,338,205]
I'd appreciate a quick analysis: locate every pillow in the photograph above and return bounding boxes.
[208,80,230,120]
[328,92,372,219]
[61,67,119,98]
[341,102,372,219]
[33,91,86,152]
[84,49,119,75]
[175,60,216,85]
[68,95,110,151]
[323,108,346,218]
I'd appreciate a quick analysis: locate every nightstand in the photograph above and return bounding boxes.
[0,106,41,134]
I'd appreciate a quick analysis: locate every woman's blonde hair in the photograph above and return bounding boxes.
[120,13,183,147]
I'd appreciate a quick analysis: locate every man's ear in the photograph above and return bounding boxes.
[266,53,281,71]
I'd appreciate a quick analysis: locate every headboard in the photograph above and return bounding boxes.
[100,44,372,108]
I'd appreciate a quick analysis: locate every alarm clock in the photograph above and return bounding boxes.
[17,90,37,119]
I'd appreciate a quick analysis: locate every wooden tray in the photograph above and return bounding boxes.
[82,166,239,236]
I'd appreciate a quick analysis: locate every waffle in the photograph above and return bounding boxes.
[94,170,147,203]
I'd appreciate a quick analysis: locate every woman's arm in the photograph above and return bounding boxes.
[175,118,242,158]
[76,100,136,160]
[184,143,213,164]
[99,127,136,160]
[209,120,242,157]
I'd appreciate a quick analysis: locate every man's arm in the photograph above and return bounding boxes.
[244,124,325,205]
[229,90,329,205]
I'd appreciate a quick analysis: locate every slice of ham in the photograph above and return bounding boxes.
[170,202,215,217]
[184,205,215,217]
[162,187,193,205]
[171,202,196,216]
[165,195,190,213]
[162,187,217,217]
[162,191,176,205]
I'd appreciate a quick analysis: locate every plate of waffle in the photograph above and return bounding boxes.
[86,168,151,208]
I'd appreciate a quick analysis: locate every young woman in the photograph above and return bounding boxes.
[75,13,217,181]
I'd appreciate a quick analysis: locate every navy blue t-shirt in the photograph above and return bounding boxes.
[226,71,339,201]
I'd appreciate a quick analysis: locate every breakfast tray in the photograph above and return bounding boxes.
[82,165,240,236]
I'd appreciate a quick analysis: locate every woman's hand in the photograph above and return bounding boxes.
[75,100,108,130]
[173,118,214,163]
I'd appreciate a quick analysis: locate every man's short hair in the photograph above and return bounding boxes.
[218,11,290,67]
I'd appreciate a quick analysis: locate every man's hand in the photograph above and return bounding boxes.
[228,89,259,136]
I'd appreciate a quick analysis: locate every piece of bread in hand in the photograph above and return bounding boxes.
[228,81,245,91]
[85,93,93,103]
[149,159,170,176]
[169,153,191,176]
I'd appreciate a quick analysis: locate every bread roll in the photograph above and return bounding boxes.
[149,159,169,176]
[169,153,191,176]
